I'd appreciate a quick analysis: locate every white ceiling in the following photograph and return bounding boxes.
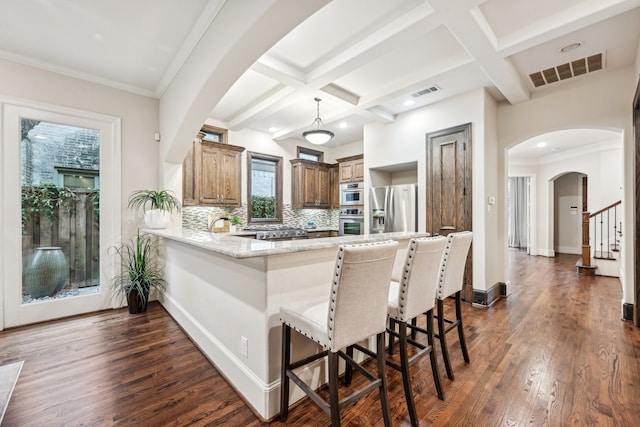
[0,0,639,154]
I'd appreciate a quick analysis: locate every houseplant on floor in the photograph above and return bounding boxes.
[128,189,181,229]
[111,230,166,314]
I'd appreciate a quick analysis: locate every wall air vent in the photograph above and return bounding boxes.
[528,53,605,88]
[412,85,441,97]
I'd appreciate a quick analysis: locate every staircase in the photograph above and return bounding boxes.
[576,200,621,277]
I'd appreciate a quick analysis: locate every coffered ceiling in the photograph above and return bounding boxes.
[0,0,639,150]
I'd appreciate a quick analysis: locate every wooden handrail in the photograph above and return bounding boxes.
[588,200,622,218]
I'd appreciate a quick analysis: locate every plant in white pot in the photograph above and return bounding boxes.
[110,230,166,314]
[128,189,181,229]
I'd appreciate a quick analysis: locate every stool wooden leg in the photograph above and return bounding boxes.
[388,318,396,355]
[376,332,393,427]
[455,291,470,363]
[410,317,417,340]
[426,309,445,400]
[398,322,418,426]
[280,324,291,421]
[437,298,455,380]
[328,351,341,427]
[344,346,354,386]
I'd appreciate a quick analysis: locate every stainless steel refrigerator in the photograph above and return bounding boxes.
[370,184,417,233]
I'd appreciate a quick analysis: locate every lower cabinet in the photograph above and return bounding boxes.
[307,230,332,239]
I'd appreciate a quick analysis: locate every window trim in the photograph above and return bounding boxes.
[297,146,324,162]
[201,124,227,144]
[247,151,283,224]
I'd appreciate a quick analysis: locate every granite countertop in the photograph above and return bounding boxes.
[145,228,426,259]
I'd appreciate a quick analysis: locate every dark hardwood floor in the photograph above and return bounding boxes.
[2,250,640,426]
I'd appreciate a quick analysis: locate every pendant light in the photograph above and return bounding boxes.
[302,98,334,145]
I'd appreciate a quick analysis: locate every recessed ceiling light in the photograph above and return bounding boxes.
[269,127,278,132]
[338,122,349,129]
[536,142,547,148]
[559,41,583,53]
[403,99,415,106]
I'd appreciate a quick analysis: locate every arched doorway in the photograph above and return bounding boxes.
[507,128,623,259]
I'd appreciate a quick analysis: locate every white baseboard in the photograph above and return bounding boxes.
[537,248,556,257]
[159,294,277,420]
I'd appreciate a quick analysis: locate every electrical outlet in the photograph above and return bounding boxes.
[241,336,248,358]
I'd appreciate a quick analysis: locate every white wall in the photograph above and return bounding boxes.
[499,65,634,307]
[509,141,622,257]
[365,88,501,292]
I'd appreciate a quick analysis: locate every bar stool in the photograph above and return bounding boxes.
[347,237,446,426]
[435,231,473,381]
[279,240,399,427]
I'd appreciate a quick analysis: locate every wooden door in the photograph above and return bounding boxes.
[426,123,473,300]
[352,158,364,181]
[302,164,318,207]
[199,143,220,205]
[634,77,640,326]
[218,148,242,207]
[340,161,354,183]
[317,165,330,207]
[182,139,199,206]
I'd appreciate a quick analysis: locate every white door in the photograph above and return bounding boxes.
[1,101,121,328]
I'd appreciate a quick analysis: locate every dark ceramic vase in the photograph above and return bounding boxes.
[25,247,68,298]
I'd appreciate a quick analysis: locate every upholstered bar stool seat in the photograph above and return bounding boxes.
[435,231,474,381]
[280,240,399,427]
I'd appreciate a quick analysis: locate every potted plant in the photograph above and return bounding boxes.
[230,215,242,233]
[128,189,181,229]
[110,231,166,314]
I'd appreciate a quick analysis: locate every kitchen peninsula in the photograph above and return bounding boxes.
[146,228,425,420]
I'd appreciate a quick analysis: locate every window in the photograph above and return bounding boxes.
[56,167,100,189]
[297,146,324,162]
[201,124,227,144]
[247,151,282,224]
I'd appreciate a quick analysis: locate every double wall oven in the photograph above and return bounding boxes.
[339,182,364,206]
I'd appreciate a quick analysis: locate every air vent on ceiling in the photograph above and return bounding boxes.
[412,85,441,97]
[528,53,604,88]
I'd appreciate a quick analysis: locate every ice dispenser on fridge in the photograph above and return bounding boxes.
[370,184,417,233]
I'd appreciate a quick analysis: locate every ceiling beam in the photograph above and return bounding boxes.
[427,0,530,104]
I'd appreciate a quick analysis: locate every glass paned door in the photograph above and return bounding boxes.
[2,103,120,328]
[21,120,101,304]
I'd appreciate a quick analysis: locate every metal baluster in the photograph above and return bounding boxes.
[607,209,610,258]
[613,206,618,252]
[599,214,604,258]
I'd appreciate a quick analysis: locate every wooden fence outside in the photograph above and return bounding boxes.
[22,190,100,295]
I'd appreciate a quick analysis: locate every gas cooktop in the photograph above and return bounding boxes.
[242,226,308,240]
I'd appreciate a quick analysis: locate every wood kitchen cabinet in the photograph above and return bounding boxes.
[330,163,340,208]
[290,159,331,209]
[337,154,364,183]
[307,230,331,239]
[182,134,245,207]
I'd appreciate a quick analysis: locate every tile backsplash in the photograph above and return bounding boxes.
[182,204,339,230]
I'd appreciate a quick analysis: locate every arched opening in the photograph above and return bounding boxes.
[506,128,623,260]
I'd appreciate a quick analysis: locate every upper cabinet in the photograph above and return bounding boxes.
[290,159,332,209]
[329,164,339,209]
[182,127,245,207]
[337,155,364,183]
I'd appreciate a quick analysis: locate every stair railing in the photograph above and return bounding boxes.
[581,200,621,267]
